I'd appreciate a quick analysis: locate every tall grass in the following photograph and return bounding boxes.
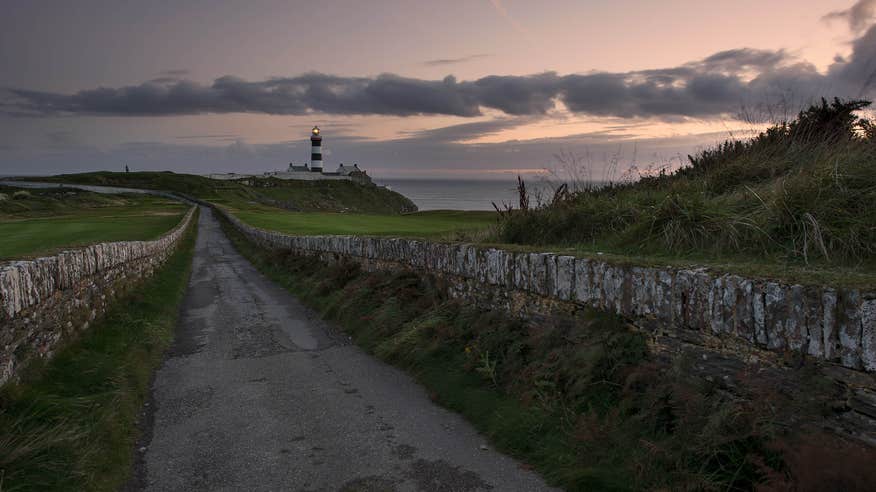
[500,98,876,268]
[0,213,197,491]
[221,213,876,491]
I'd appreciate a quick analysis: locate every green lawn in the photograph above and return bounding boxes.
[230,208,496,239]
[0,196,187,260]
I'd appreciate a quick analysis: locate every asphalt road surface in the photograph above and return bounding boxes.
[133,207,557,491]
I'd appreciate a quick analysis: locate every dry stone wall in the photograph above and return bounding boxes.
[0,207,196,386]
[220,209,876,374]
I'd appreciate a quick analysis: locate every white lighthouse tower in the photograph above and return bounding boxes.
[310,126,323,172]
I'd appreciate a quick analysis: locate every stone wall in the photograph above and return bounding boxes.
[219,209,876,374]
[0,207,196,386]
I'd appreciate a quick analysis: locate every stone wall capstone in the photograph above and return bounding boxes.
[0,206,196,386]
[218,208,876,373]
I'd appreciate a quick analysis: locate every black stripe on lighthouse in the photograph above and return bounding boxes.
[310,126,324,171]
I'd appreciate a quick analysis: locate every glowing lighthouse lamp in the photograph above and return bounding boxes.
[310,126,323,172]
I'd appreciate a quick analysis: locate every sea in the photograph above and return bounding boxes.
[375,178,558,211]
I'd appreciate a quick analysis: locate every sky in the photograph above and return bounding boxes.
[1,0,876,179]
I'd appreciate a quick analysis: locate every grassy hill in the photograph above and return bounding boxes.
[498,99,876,281]
[242,178,417,214]
[20,171,501,242]
[0,185,186,259]
[36,171,417,214]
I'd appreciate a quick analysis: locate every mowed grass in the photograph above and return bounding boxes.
[0,195,187,260]
[230,207,496,239]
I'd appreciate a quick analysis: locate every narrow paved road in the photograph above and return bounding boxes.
[134,208,556,491]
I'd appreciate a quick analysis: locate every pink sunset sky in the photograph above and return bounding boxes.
[1,0,875,179]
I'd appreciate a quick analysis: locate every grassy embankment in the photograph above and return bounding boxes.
[0,210,198,491]
[220,213,876,492]
[231,208,495,240]
[496,99,876,288]
[0,186,186,260]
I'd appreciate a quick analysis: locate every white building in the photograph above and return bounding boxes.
[207,127,372,183]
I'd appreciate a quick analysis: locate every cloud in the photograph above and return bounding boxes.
[175,133,240,140]
[824,0,876,33]
[398,117,534,143]
[831,22,876,95]
[488,0,530,38]
[423,54,491,66]
[4,26,876,120]
[159,69,190,77]
[149,69,191,84]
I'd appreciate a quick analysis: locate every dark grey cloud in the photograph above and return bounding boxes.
[824,0,876,33]
[423,54,491,66]
[4,27,876,120]
[832,23,876,95]
[471,73,560,115]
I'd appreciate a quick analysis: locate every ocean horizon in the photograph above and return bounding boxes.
[375,177,560,212]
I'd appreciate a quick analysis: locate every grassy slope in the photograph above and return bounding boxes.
[0,187,186,260]
[248,179,417,214]
[219,213,876,492]
[230,208,496,239]
[39,171,416,214]
[498,99,876,288]
[0,211,197,491]
[38,171,239,200]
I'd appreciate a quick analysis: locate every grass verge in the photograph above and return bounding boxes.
[0,210,198,491]
[227,208,496,239]
[220,213,876,491]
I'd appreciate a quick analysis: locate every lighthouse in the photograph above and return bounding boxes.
[310,126,323,172]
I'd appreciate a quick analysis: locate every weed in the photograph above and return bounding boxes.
[0,212,197,491]
[475,351,498,388]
